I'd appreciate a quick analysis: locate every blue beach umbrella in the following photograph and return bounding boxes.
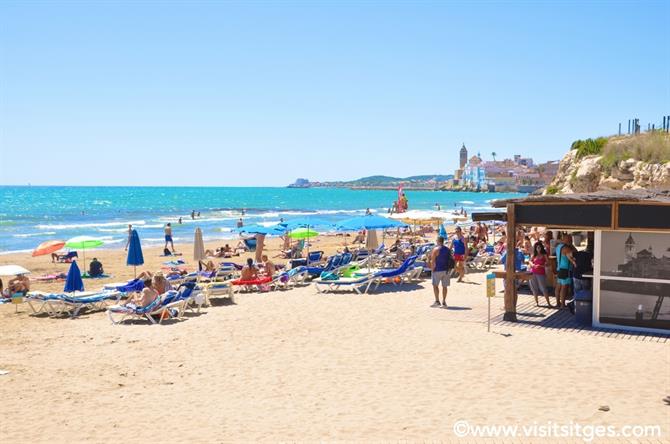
[126,229,144,278]
[439,224,448,238]
[281,216,331,231]
[336,215,406,231]
[238,224,286,236]
[64,260,84,293]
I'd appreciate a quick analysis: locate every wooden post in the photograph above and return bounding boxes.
[503,203,517,321]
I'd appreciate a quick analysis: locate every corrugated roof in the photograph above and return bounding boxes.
[491,189,670,208]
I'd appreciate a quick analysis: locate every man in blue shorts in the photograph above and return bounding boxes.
[430,236,453,308]
[164,223,175,253]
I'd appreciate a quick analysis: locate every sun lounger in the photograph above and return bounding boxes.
[26,290,121,317]
[373,255,419,288]
[196,281,234,306]
[54,251,78,263]
[57,291,122,317]
[314,272,381,294]
[107,282,196,324]
[107,296,164,324]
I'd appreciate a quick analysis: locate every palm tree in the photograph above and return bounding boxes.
[491,152,497,162]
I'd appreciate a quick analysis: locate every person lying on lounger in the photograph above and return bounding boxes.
[240,258,259,281]
[152,273,171,295]
[200,260,216,272]
[122,278,158,307]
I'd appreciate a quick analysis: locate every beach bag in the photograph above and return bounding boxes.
[445,248,455,271]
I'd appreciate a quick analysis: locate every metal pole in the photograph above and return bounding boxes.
[488,294,491,333]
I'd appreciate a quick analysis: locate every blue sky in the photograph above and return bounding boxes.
[1,1,668,186]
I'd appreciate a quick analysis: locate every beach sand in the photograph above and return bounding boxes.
[1,239,669,442]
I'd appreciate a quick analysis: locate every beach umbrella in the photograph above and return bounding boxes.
[281,216,331,231]
[126,229,144,278]
[439,224,448,238]
[65,236,104,266]
[238,224,286,236]
[287,227,320,263]
[0,265,30,276]
[287,228,319,239]
[336,215,406,231]
[64,260,84,293]
[193,228,206,270]
[32,240,66,257]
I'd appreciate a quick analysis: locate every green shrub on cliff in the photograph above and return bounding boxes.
[571,137,608,158]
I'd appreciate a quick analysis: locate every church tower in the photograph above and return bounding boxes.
[624,233,636,263]
[459,143,468,169]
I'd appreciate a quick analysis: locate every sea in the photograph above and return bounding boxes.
[0,186,523,254]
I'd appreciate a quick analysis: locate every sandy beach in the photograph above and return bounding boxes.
[1,238,668,443]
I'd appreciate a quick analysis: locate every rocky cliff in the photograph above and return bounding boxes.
[545,133,670,194]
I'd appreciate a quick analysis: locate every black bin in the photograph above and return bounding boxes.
[574,290,593,326]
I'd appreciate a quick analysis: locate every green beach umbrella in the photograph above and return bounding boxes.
[287,228,319,239]
[288,228,319,263]
[65,236,104,270]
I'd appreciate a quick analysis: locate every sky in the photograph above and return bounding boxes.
[0,1,668,186]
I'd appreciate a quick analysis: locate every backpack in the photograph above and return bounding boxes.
[445,248,455,271]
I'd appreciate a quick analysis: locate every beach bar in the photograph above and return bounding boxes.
[483,190,670,334]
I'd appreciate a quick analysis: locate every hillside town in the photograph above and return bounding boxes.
[289,143,559,192]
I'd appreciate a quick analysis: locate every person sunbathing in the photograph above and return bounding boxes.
[352,230,366,244]
[8,274,30,295]
[260,255,276,277]
[152,273,171,295]
[137,270,154,280]
[123,278,158,308]
[200,260,217,273]
[240,258,259,281]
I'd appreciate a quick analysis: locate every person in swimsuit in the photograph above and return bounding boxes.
[555,234,577,309]
[451,227,466,282]
[124,224,132,251]
[240,258,259,281]
[164,223,175,253]
[529,242,553,307]
[430,236,452,308]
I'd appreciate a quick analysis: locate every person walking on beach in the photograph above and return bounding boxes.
[430,236,453,308]
[451,226,467,282]
[124,224,132,251]
[164,223,175,253]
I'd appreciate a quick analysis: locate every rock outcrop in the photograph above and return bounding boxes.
[546,138,670,194]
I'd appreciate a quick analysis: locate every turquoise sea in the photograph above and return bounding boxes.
[0,186,523,253]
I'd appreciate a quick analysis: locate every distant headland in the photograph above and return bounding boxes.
[289,143,560,193]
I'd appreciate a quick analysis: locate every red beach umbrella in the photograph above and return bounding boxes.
[32,240,66,257]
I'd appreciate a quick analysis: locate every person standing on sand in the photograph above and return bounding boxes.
[451,226,467,282]
[124,224,132,251]
[430,236,453,308]
[164,223,175,253]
